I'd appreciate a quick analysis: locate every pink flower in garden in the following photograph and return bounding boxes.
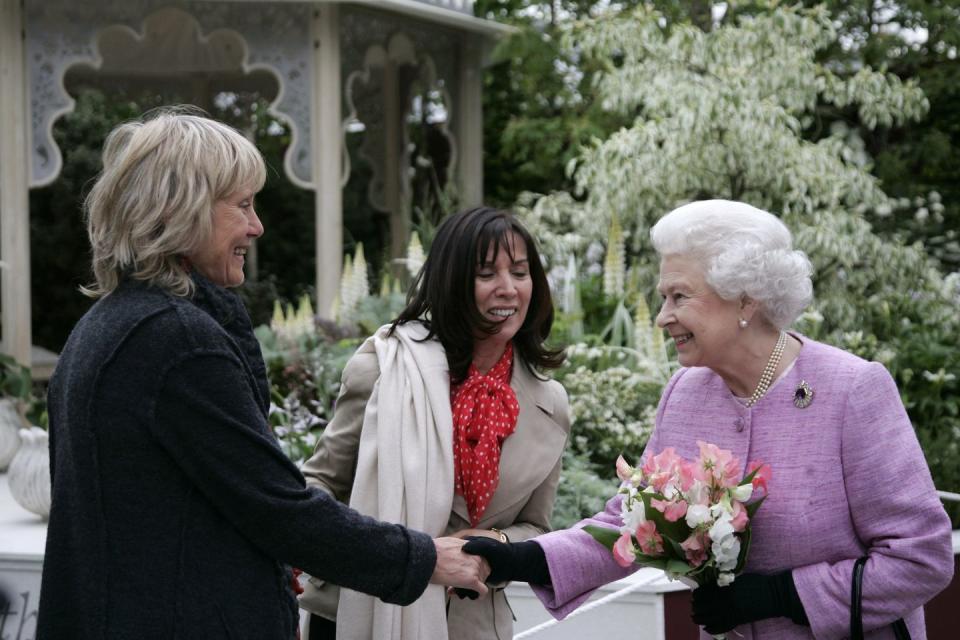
[651,497,689,523]
[636,521,664,556]
[680,531,709,567]
[695,441,741,488]
[616,455,633,483]
[730,500,749,533]
[746,460,772,497]
[613,531,637,567]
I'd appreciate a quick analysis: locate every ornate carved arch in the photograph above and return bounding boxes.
[25,0,314,188]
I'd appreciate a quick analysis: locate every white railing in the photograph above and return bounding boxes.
[513,572,666,639]
[938,490,960,503]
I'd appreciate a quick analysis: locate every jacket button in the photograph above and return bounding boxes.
[734,417,745,432]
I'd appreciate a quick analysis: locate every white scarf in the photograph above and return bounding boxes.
[336,323,454,640]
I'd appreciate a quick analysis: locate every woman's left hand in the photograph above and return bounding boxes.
[691,571,808,634]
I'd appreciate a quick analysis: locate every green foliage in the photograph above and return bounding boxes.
[0,354,33,401]
[256,321,361,465]
[349,291,408,337]
[794,0,960,270]
[475,1,637,206]
[560,353,662,472]
[551,448,616,529]
[0,354,48,428]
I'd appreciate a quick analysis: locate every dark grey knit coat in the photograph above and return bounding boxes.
[38,274,436,639]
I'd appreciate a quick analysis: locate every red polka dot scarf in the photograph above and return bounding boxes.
[451,342,520,526]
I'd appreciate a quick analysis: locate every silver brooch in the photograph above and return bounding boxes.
[793,380,814,408]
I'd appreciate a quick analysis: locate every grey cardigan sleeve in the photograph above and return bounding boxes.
[153,349,434,606]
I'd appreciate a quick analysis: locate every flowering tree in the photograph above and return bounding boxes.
[519,3,960,521]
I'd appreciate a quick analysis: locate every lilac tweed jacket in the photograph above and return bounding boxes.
[533,336,954,639]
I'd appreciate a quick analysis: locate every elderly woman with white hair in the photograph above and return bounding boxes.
[463,200,954,639]
[38,108,489,639]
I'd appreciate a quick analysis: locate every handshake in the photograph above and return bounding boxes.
[429,537,492,596]
[428,532,551,597]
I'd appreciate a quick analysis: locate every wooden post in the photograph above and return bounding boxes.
[310,4,342,318]
[0,0,32,368]
[456,33,483,208]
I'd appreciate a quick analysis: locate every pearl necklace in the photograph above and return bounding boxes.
[745,331,787,408]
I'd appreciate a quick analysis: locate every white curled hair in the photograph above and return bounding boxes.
[650,200,813,329]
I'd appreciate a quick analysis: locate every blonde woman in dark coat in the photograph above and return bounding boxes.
[39,110,488,640]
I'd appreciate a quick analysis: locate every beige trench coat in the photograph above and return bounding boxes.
[299,346,570,640]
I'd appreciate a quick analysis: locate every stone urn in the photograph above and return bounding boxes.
[8,426,51,519]
[0,397,23,471]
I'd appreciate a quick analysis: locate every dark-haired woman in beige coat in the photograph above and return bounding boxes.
[299,207,570,640]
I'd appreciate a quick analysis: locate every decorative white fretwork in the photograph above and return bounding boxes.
[341,6,460,215]
[25,0,314,188]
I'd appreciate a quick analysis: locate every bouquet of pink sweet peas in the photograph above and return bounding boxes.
[585,441,771,588]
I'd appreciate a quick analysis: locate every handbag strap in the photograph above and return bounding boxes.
[850,556,912,640]
[851,557,867,639]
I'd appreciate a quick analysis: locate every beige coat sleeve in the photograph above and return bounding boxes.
[301,350,380,503]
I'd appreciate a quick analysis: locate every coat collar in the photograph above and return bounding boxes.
[188,272,270,413]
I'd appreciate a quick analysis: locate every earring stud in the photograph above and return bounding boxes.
[738,319,748,328]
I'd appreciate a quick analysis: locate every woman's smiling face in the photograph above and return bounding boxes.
[473,231,532,348]
[187,188,263,288]
[655,254,742,369]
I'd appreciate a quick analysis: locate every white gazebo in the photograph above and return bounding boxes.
[0,0,509,374]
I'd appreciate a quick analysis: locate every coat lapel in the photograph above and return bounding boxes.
[451,360,567,526]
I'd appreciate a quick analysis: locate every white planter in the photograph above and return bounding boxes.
[8,426,51,519]
[0,397,23,471]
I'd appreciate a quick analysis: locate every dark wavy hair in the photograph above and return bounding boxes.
[390,206,564,383]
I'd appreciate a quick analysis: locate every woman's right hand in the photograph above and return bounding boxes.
[461,537,551,585]
[430,537,490,596]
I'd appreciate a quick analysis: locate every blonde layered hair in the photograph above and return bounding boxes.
[83,108,266,297]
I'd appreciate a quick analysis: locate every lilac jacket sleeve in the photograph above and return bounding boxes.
[530,494,636,617]
[792,362,954,639]
[529,369,688,618]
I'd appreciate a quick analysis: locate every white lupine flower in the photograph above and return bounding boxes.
[603,214,626,298]
[270,300,285,335]
[337,254,353,323]
[405,231,426,278]
[562,254,579,314]
[338,245,371,323]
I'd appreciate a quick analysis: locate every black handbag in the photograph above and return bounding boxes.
[850,557,911,640]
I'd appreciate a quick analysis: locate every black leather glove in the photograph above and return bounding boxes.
[462,537,551,585]
[690,571,809,634]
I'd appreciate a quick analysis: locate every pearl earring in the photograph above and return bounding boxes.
[738,318,748,329]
